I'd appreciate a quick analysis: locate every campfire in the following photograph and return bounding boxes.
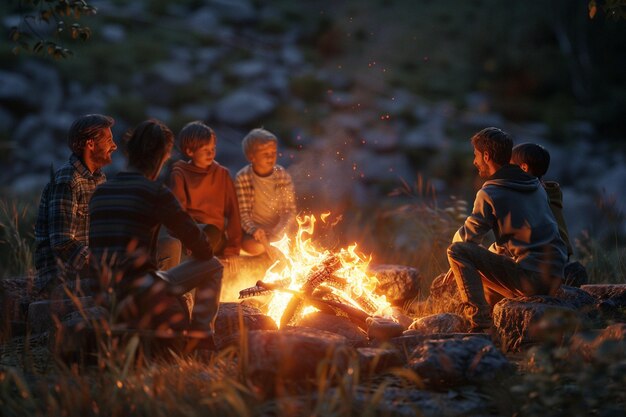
[239,214,391,329]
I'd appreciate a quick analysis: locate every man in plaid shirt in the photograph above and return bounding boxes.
[34,114,117,293]
[235,128,296,256]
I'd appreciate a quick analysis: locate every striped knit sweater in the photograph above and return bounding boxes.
[89,172,212,276]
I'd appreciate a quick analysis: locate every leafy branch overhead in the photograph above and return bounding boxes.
[10,0,97,59]
[588,0,626,19]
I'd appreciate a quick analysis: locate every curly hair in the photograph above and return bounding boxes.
[470,127,513,166]
[67,114,114,155]
[124,119,174,176]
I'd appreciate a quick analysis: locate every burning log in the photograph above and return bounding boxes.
[325,274,348,291]
[280,255,341,328]
[238,278,291,299]
[354,293,379,315]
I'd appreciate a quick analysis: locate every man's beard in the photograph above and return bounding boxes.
[92,149,112,167]
[476,163,490,179]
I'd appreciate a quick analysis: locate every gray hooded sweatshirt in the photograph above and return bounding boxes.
[453,164,567,279]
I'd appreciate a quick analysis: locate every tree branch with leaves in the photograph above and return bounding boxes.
[9,0,97,59]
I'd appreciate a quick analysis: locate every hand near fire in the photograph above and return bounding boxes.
[252,228,268,244]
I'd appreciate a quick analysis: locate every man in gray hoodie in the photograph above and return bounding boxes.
[447,127,567,332]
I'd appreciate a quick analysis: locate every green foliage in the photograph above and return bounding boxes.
[507,339,626,416]
[371,176,468,289]
[0,199,37,278]
[589,0,626,20]
[10,0,97,59]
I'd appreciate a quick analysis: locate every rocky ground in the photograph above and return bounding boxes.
[1,261,625,415]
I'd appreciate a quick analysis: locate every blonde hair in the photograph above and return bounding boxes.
[242,128,277,158]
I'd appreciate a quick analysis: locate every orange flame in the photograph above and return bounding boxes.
[262,213,390,327]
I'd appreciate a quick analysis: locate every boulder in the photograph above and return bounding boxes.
[0,70,31,103]
[356,347,403,374]
[214,302,277,348]
[581,284,626,322]
[369,264,422,305]
[407,335,512,388]
[245,327,351,393]
[210,0,256,23]
[390,332,491,360]
[554,285,596,312]
[297,312,368,346]
[493,296,583,352]
[409,313,468,334]
[214,90,276,125]
[27,297,96,334]
[366,317,405,342]
[187,7,219,35]
[582,284,626,307]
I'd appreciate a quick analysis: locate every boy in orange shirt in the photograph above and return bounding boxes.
[170,121,242,257]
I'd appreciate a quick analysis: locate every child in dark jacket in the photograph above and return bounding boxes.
[511,143,587,287]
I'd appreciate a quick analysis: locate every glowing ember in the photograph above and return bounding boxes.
[258,213,390,327]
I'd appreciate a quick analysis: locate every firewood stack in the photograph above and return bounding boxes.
[238,254,381,331]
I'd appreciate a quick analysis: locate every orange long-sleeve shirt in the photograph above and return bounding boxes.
[170,160,242,256]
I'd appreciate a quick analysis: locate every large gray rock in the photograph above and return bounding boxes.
[100,24,126,43]
[493,296,583,352]
[297,312,368,345]
[0,276,35,330]
[152,61,194,85]
[210,0,256,23]
[214,302,277,348]
[409,313,468,334]
[230,59,268,80]
[28,297,96,334]
[356,347,403,374]
[554,285,596,312]
[369,264,422,305]
[407,335,512,388]
[214,90,276,125]
[582,284,626,306]
[366,317,405,342]
[187,7,219,35]
[245,328,351,393]
[0,70,31,102]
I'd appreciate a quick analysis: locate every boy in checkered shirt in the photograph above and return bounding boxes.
[235,128,296,256]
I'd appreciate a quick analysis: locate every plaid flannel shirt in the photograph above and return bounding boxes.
[34,154,106,291]
[234,164,296,236]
